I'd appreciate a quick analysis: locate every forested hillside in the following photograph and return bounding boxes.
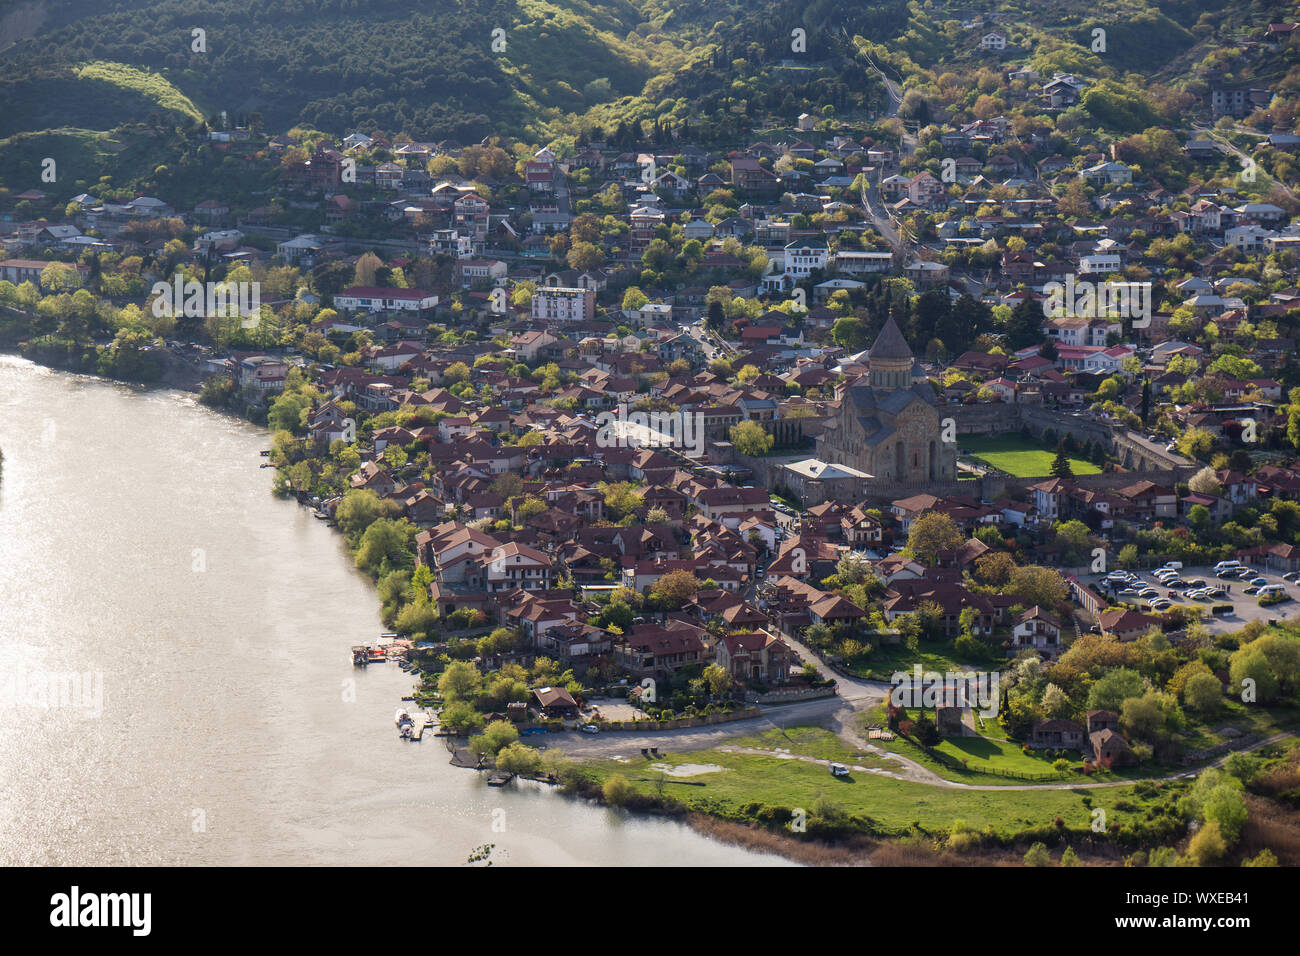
[0,0,1293,145]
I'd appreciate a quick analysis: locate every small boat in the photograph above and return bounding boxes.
[487,770,515,787]
[394,708,412,727]
[351,645,369,667]
[367,647,387,664]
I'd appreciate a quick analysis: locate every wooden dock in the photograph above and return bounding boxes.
[486,770,515,787]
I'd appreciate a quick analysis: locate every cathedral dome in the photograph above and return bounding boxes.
[868,317,913,363]
[868,317,914,389]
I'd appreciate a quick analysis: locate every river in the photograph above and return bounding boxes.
[0,356,787,866]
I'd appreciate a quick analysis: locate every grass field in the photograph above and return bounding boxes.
[74,62,205,124]
[841,638,1001,681]
[582,727,1174,837]
[934,736,1079,777]
[961,434,1101,478]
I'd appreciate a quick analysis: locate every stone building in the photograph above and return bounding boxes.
[816,317,957,488]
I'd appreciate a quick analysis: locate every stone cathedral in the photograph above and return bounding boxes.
[816,317,957,484]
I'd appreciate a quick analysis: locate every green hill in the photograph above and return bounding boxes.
[0,0,1287,146]
[0,0,901,142]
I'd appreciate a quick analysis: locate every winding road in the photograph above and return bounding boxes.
[553,624,1297,792]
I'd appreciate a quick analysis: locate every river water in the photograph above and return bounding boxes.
[0,356,786,866]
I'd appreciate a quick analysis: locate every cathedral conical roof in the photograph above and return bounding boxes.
[869,317,913,362]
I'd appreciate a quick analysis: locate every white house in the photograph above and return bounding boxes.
[782,238,829,279]
[334,286,438,312]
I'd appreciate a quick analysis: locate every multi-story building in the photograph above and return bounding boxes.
[532,286,595,324]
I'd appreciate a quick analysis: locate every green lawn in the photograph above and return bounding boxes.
[841,638,1000,680]
[961,434,1101,478]
[583,728,1172,837]
[934,735,1078,778]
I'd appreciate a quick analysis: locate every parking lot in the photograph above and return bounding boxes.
[1080,563,1300,634]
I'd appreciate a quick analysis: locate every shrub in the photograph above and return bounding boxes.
[1024,842,1051,867]
[1186,820,1227,866]
[602,774,635,807]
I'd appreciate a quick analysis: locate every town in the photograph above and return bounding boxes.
[3,11,1300,869]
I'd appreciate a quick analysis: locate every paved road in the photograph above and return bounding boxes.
[1191,122,1296,202]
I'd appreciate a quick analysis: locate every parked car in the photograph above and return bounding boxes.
[1248,577,1268,588]
[580,723,600,734]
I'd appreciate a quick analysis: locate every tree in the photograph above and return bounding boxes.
[1024,842,1051,867]
[354,517,414,575]
[494,741,544,775]
[438,661,483,702]
[444,361,471,384]
[335,489,401,541]
[622,287,649,311]
[702,663,732,697]
[603,773,634,806]
[831,316,868,351]
[1087,667,1145,712]
[1177,427,1216,461]
[599,481,645,520]
[439,700,483,735]
[1041,682,1071,718]
[267,389,315,433]
[353,251,383,287]
[906,511,963,565]
[566,241,604,271]
[1053,519,1092,564]
[1004,297,1046,350]
[470,719,521,757]
[1050,441,1074,479]
[1188,466,1222,497]
[649,570,700,610]
[974,552,1016,586]
[729,420,774,456]
[1186,820,1228,866]
[1007,565,1068,609]
[1120,689,1183,744]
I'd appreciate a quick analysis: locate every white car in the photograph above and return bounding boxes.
[829,763,850,778]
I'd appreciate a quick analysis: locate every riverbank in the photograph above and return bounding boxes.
[1,356,789,865]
